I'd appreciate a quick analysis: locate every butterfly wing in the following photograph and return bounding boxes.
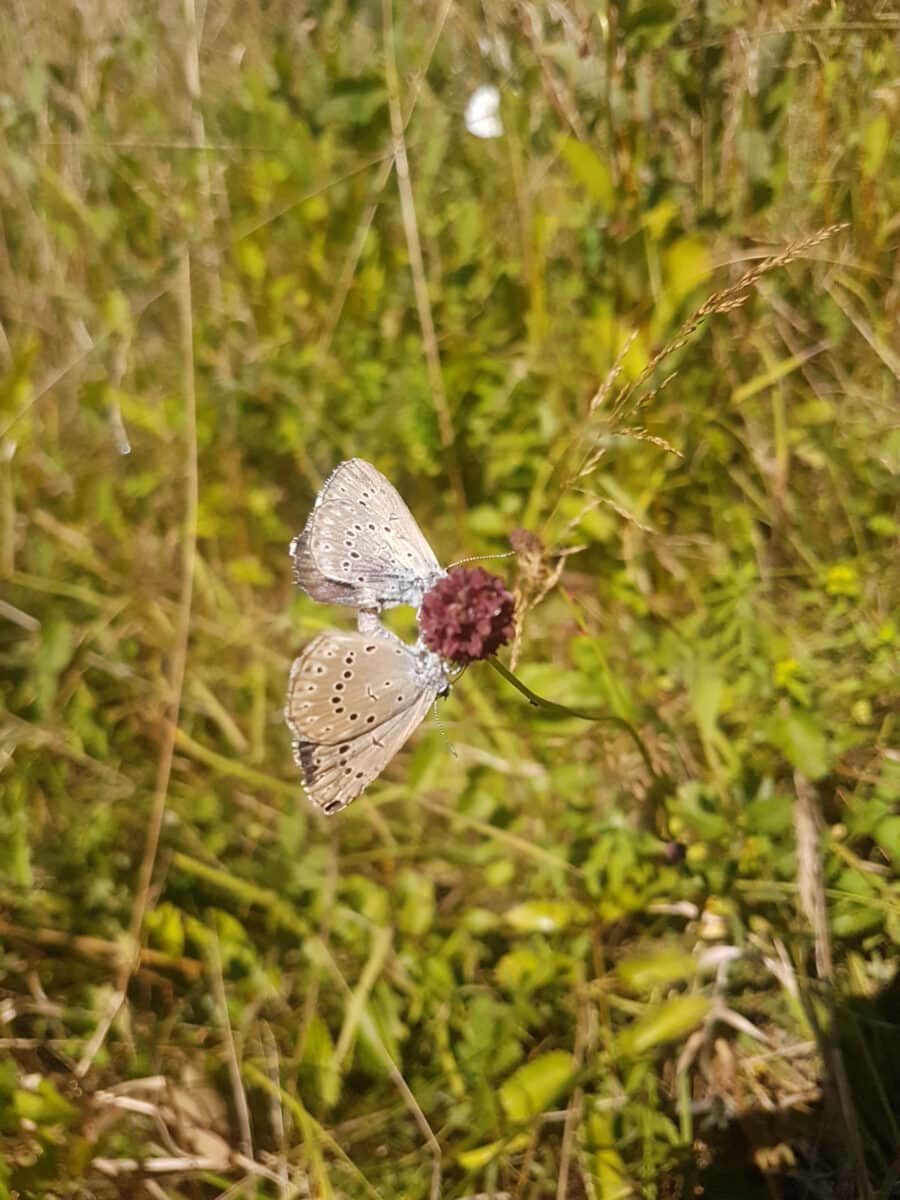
[285,629,447,814]
[291,459,443,611]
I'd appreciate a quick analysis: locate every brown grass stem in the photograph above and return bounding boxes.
[75,251,199,1077]
[0,919,202,980]
[382,0,466,527]
[313,934,443,1200]
[317,0,452,364]
[210,933,254,1161]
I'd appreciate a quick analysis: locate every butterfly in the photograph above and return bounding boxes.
[290,458,445,628]
[285,627,449,814]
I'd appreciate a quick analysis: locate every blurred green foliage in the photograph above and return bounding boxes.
[0,1,898,1197]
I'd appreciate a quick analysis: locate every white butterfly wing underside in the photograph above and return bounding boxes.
[285,630,446,814]
[290,459,442,611]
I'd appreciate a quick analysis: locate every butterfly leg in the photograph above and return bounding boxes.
[356,608,401,645]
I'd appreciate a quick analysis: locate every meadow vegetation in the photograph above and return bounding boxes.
[0,1,898,1197]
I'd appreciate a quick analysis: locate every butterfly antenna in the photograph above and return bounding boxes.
[446,550,517,570]
[432,699,458,759]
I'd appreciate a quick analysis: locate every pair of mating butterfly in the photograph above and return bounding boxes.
[286,459,468,815]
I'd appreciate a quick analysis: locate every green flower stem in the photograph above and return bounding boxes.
[485,656,658,779]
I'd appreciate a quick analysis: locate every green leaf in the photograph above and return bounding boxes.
[560,137,614,211]
[457,1133,530,1171]
[102,288,133,336]
[318,82,386,127]
[398,869,435,936]
[586,1109,632,1199]
[227,555,275,586]
[500,1051,574,1123]
[831,901,883,939]
[617,950,699,993]
[770,709,831,780]
[862,112,890,178]
[495,944,557,994]
[301,1014,340,1108]
[236,239,266,282]
[145,902,185,958]
[14,1079,77,1126]
[690,663,722,744]
[34,619,74,717]
[617,995,711,1057]
[505,900,581,933]
[874,816,900,867]
[624,1,677,32]
[663,237,710,304]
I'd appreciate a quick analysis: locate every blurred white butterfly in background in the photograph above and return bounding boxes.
[287,460,450,814]
[464,85,503,140]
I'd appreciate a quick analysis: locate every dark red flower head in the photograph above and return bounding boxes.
[419,567,515,665]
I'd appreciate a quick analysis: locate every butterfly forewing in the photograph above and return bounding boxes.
[285,629,446,813]
[291,459,442,611]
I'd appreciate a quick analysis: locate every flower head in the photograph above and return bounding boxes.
[419,567,515,665]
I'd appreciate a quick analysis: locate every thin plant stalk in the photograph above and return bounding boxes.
[485,656,658,779]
